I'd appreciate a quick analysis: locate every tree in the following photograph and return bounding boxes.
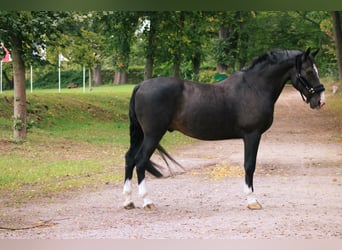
[170,11,185,78]
[148,11,210,80]
[331,11,342,85]
[102,11,139,84]
[235,11,336,76]
[0,11,72,140]
[152,11,186,78]
[182,11,210,81]
[139,12,158,80]
[61,12,106,89]
[209,12,241,73]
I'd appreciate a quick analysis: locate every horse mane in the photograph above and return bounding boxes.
[242,49,302,72]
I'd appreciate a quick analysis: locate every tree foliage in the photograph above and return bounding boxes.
[1,10,341,140]
[331,11,342,85]
[0,11,74,140]
[101,11,140,84]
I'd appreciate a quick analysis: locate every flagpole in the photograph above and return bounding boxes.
[83,65,85,93]
[58,53,61,93]
[0,61,2,94]
[30,64,33,93]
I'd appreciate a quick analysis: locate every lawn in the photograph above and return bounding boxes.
[0,84,193,205]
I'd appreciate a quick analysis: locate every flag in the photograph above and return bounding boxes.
[59,53,69,62]
[1,43,12,63]
[33,43,47,61]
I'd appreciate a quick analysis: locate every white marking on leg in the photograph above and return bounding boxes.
[244,183,258,204]
[138,179,153,207]
[244,183,252,195]
[123,179,133,207]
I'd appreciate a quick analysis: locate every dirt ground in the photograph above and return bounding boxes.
[0,86,341,239]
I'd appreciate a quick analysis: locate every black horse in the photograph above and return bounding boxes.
[123,48,325,210]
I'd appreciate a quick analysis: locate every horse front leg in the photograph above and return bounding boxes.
[243,132,263,210]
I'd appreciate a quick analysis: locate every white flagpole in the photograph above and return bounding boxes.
[30,64,33,93]
[58,54,61,93]
[89,68,92,92]
[0,61,2,94]
[83,65,85,93]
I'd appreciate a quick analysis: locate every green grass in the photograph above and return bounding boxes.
[0,84,193,205]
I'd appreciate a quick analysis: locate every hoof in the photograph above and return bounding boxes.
[124,202,135,210]
[143,203,156,210]
[247,201,263,210]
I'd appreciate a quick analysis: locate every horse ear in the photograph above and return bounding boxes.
[303,47,311,61]
[311,49,320,58]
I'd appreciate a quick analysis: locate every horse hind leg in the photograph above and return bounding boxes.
[123,149,138,209]
[135,134,165,209]
[122,143,160,210]
[123,132,143,209]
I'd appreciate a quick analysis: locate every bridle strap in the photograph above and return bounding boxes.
[295,55,325,103]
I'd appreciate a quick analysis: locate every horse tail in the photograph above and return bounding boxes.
[148,144,185,177]
[128,85,143,149]
[129,85,163,178]
[156,144,184,171]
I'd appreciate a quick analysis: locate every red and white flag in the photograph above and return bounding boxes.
[1,43,12,63]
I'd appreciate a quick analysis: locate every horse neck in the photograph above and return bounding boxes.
[246,60,295,103]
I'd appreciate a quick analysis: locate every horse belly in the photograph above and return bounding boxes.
[170,110,241,140]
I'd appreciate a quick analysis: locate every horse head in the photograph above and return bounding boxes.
[291,48,325,109]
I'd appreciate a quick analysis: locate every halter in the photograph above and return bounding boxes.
[295,55,325,103]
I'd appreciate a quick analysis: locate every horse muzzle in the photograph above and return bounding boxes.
[319,91,326,108]
[310,91,325,109]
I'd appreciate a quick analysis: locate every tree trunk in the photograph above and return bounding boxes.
[93,64,102,86]
[218,24,228,39]
[216,64,227,73]
[192,52,201,81]
[12,39,27,140]
[144,56,153,80]
[173,59,181,79]
[216,25,228,73]
[88,67,93,91]
[331,11,342,85]
[113,71,128,84]
[172,12,185,79]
